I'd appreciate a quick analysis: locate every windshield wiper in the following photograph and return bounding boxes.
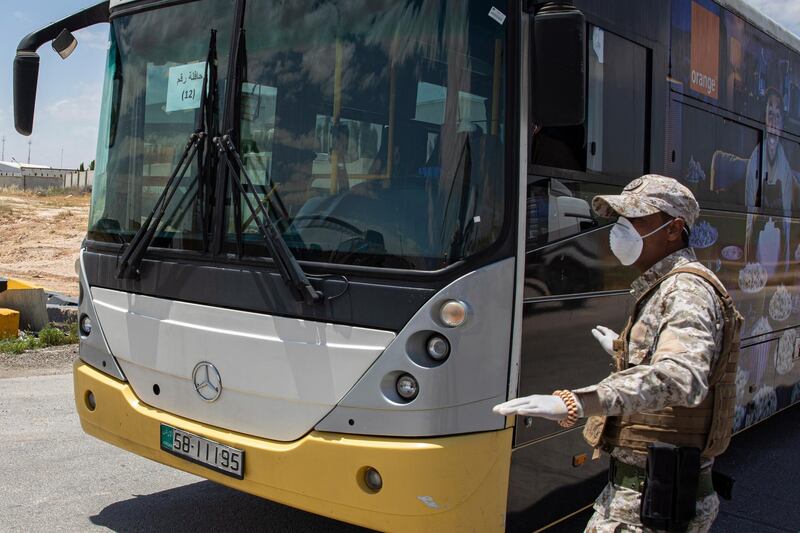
[214,134,322,305]
[116,31,218,280]
[195,30,218,251]
[115,131,205,279]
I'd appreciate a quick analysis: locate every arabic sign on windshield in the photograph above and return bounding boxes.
[166,61,206,112]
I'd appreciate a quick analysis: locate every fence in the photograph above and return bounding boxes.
[0,175,63,190]
[0,169,94,191]
[63,170,94,189]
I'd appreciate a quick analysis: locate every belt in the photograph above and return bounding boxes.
[610,458,715,499]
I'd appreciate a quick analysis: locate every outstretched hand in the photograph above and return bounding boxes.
[591,325,619,357]
[492,394,569,421]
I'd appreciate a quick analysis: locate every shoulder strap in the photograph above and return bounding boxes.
[633,264,730,312]
[670,266,732,301]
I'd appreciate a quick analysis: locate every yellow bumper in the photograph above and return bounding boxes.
[74,362,512,532]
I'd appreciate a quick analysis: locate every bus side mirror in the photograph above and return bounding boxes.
[532,3,586,127]
[13,1,109,136]
[14,53,40,136]
[53,29,79,60]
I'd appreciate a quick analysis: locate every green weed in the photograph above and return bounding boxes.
[0,323,79,354]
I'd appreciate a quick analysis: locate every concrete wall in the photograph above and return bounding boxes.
[0,287,48,331]
[0,169,93,190]
[0,176,63,190]
[63,170,94,189]
[23,169,68,178]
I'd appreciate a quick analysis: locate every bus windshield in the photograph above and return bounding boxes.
[89,0,508,271]
[88,0,235,252]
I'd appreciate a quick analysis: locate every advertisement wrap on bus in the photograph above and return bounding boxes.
[12,0,800,531]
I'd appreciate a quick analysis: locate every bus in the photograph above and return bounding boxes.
[13,0,800,530]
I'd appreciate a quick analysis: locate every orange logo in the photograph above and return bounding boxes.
[690,2,720,100]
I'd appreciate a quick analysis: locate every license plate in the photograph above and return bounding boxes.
[160,424,244,479]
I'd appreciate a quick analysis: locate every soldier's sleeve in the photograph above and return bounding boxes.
[574,278,722,417]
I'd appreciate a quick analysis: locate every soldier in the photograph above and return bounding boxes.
[494,175,741,533]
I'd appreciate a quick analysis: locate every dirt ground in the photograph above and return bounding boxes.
[0,344,78,378]
[0,189,90,297]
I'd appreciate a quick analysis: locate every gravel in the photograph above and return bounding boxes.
[0,344,78,378]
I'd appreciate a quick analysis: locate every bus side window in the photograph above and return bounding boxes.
[784,141,800,217]
[526,178,616,251]
[530,125,586,170]
[524,178,632,298]
[531,26,648,178]
[670,102,761,210]
[586,26,648,178]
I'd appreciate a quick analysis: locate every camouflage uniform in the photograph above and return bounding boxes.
[577,176,724,532]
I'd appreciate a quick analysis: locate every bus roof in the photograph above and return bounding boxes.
[108,0,800,55]
[716,0,800,54]
[109,0,136,8]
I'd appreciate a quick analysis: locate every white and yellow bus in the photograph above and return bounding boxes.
[14,0,800,530]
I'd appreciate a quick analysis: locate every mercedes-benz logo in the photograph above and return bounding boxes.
[192,362,222,402]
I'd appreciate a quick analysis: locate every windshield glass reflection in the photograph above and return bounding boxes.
[231,0,507,270]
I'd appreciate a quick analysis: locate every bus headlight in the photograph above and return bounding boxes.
[440,300,467,327]
[426,335,450,361]
[396,374,419,401]
[79,314,93,336]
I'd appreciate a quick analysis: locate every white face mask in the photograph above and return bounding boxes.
[609,216,674,266]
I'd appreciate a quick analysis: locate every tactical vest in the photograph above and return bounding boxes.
[583,266,743,458]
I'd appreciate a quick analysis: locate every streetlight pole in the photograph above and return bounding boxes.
[27,140,32,164]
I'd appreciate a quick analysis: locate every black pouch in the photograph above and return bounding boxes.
[640,442,701,532]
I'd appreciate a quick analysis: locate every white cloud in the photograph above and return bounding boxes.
[74,26,110,52]
[4,83,104,168]
[37,89,103,167]
[45,85,102,123]
[743,0,800,38]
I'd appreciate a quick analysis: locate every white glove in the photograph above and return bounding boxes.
[591,325,619,357]
[492,394,580,421]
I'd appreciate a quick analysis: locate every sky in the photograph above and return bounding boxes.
[0,1,798,169]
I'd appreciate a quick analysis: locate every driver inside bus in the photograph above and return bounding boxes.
[494,175,740,533]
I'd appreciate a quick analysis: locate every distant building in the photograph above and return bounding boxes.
[0,161,54,176]
[0,161,83,190]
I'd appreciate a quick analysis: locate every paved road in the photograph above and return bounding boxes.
[2,371,798,532]
[0,373,369,533]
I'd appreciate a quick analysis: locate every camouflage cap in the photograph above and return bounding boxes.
[592,174,700,227]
